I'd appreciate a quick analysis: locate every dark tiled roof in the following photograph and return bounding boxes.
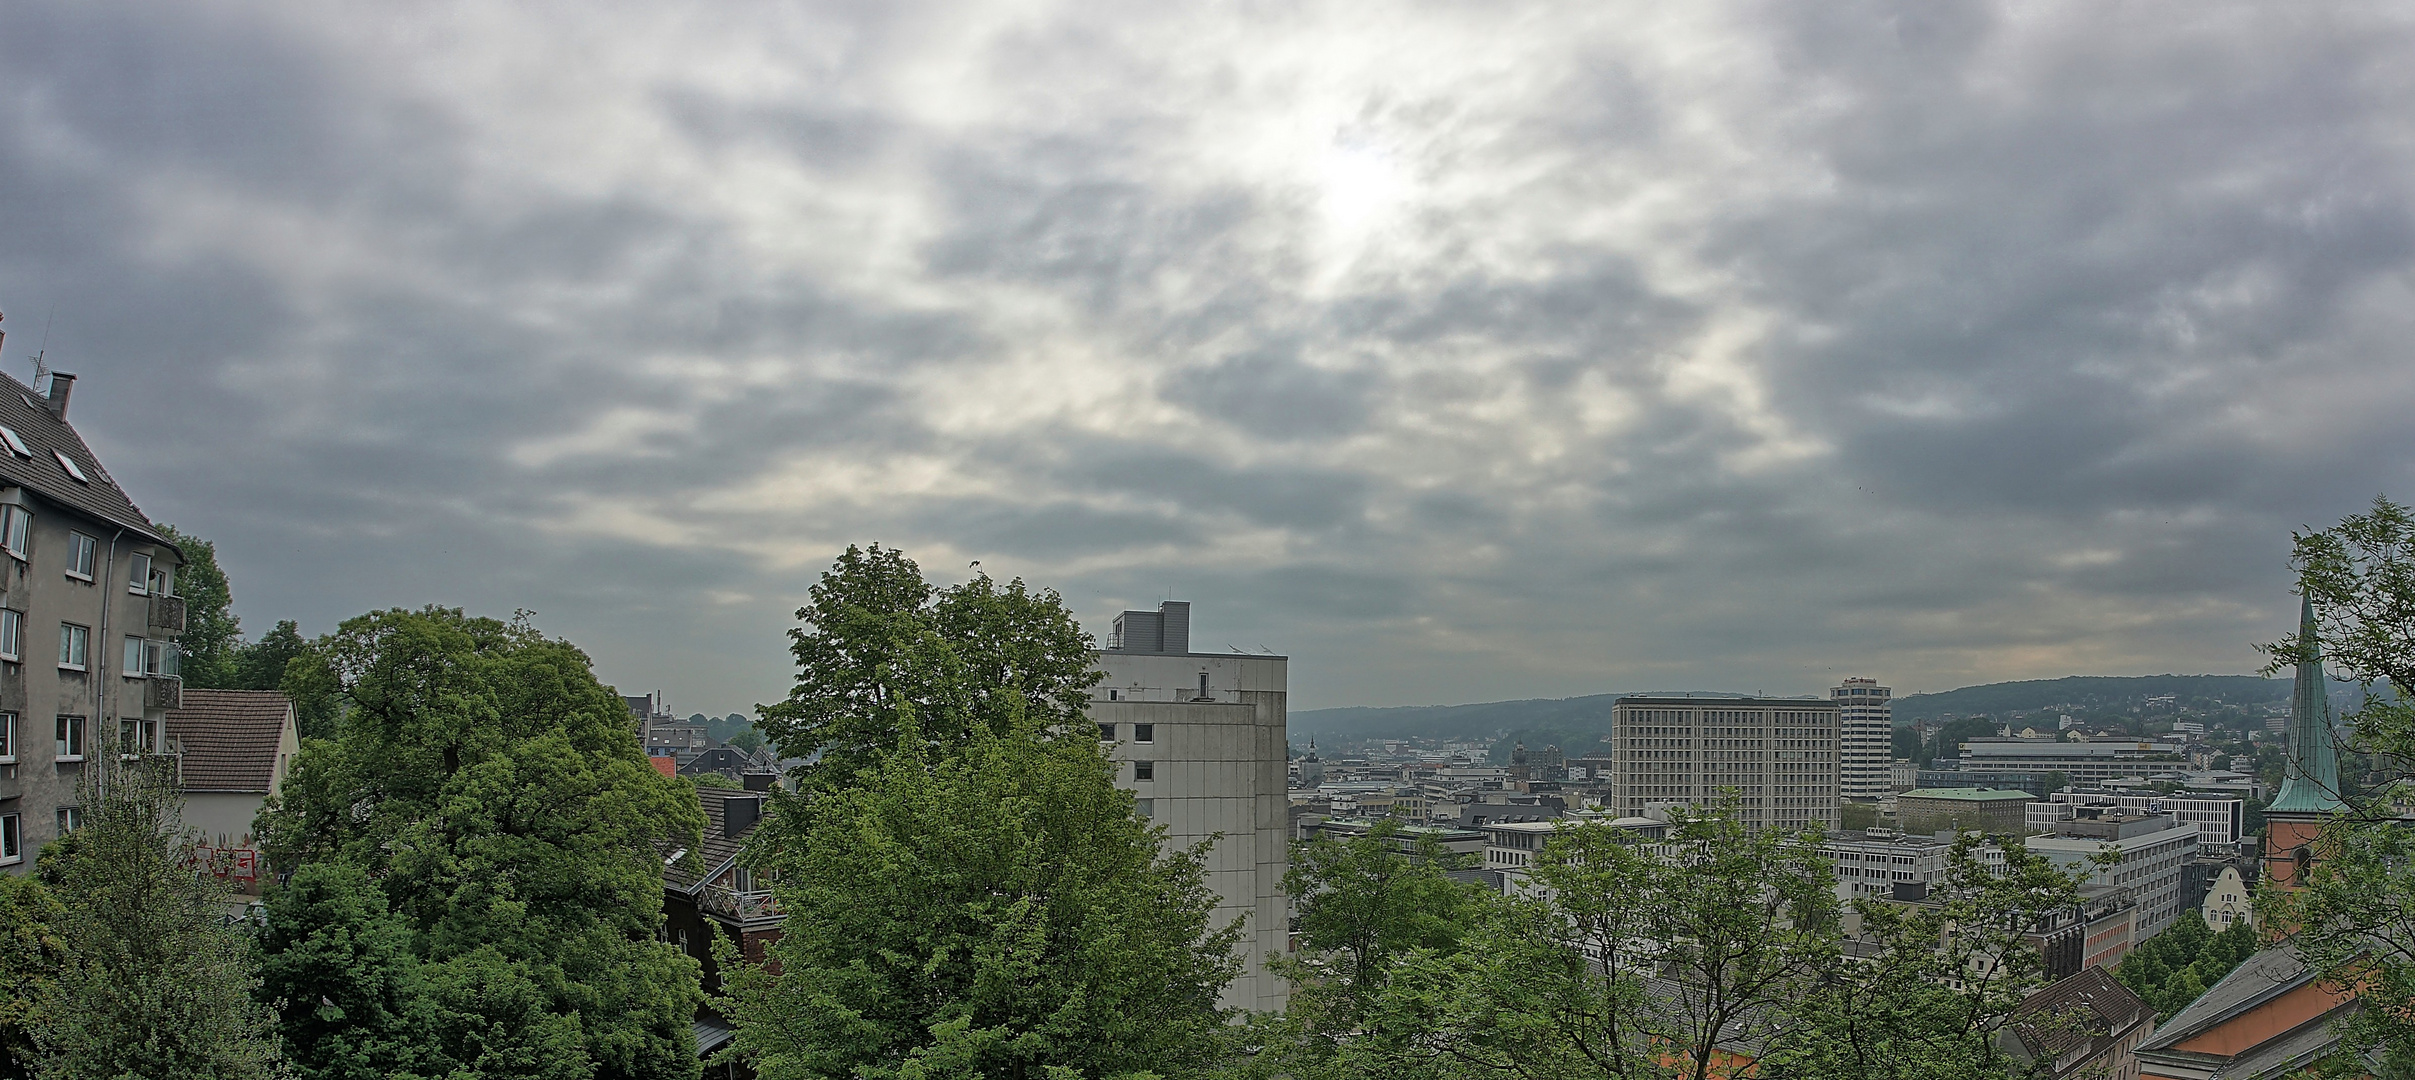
[2006,965,2154,1062]
[663,790,766,892]
[166,689,294,792]
[0,372,171,547]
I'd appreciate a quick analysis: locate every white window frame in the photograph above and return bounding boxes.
[65,531,95,580]
[55,807,80,834]
[55,715,84,762]
[0,609,19,663]
[149,640,176,678]
[127,552,152,595]
[124,635,147,677]
[0,712,13,764]
[117,718,156,758]
[0,814,18,864]
[59,623,87,671]
[0,505,27,561]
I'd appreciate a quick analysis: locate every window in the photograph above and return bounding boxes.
[118,718,156,757]
[150,566,173,597]
[0,424,26,457]
[1133,760,1155,781]
[0,609,18,662]
[0,712,12,762]
[128,552,152,594]
[1096,722,1115,742]
[55,715,84,760]
[0,505,26,560]
[65,531,94,580]
[59,623,87,670]
[52,450,86,483]
[0,815,17,864]
[125,636,147,676]
[55,807,80,834]
[1134,724,1155,744]
[1134,799,1153,819]
[149,640,177,677]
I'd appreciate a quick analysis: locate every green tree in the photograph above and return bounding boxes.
[717,715,1243,1079]
[255,606,708,1080]
[33,760,281,1079]
[2260,496,2415,1071]
[256,863,435,1080]
[161,524,244,689]
[1267,819,1489,1074]
[725,727,766,754]
[1776,835,2085,1080]
[1340,799,1838,1080]
[0,874,65,1079]
[755,546,1101,788]
[237,618,309,692]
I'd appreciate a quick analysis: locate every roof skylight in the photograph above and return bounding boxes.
[53,450,87,483]
[0,426,27,457]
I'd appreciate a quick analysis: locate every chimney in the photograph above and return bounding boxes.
[44,372,74,419]
[721,793,762,838]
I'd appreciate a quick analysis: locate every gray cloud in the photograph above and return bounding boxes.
[2,0,2410,712]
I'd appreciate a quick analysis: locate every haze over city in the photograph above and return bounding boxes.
[5,2,2413,711]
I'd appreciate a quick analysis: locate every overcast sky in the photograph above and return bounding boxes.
[3,2,2411,714]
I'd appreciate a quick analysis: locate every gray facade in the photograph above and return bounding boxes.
[1609,695,1840,831]
[1090,601,1288,1014]
[0,372,185,872]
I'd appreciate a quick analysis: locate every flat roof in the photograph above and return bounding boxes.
[1901,788,2036,802]
[1612,695,1837,707]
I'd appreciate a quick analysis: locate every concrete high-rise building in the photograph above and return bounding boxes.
[1089,601,1289,1013]
[1832,677,1893,798]
[1608,696,1840,831]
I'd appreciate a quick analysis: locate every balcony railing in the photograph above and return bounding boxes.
[149,594,187,635]
[699,885,779,923]
[145,675,183,711]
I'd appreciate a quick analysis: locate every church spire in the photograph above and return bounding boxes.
[2268,594,2347,816]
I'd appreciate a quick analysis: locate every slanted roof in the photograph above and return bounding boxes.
[2133,943,2357,1077]
[0,372,172,547]
[2005,965,2154,1063]
[166,690,294,792]
[663,790,767,893]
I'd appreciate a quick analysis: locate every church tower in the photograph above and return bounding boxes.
[2263,595,2347,888]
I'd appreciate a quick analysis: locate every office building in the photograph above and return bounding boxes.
[0,369,188,875]
[1822,828,2003,900]
[2029,812,2201,938]
[1896,787,2034,836]
[1608,696,1839,831]
[1833,677,1893,798]
[2048,790,2245,848]
[1957,737,2188,785]
[1090,600,1289,1012]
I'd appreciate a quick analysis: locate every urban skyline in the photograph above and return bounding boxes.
[5,4,2411,714]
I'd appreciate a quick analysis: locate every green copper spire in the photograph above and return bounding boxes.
[2268,594,2348,815]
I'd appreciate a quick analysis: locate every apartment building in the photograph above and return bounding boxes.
[1089,601,1289,1013]
[0,371,186,872]
[1833,677,1893,798]
[1608,696,1840,831]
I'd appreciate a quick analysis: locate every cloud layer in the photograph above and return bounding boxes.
[4,0,2412,711]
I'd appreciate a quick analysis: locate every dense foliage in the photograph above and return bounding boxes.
[755,544,1103,787]
[2113,913,2259,1021]
[719,716,1241,1079]
[33,761,282,1079]
[256,606,707,1080]
[0,861,66,1078]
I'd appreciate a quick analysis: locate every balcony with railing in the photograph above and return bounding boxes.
[149,594,187,635]
[699,884,780,925]
[145,675,183,710]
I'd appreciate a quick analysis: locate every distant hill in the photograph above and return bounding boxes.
[1891,674,2288,722]
[1292,674,2302,747]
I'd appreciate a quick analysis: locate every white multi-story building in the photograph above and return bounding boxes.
[1823,829,2006,901]
[1089,601,1289,1013]
[2050,790,2245,848]
[2029,815,2200,938]
[1957,737,2188,785]
[1833,678,1893,799]
[1609,696,1840,831]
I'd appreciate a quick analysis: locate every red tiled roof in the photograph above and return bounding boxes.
[166,689,293,792]
[651,756,677,779]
